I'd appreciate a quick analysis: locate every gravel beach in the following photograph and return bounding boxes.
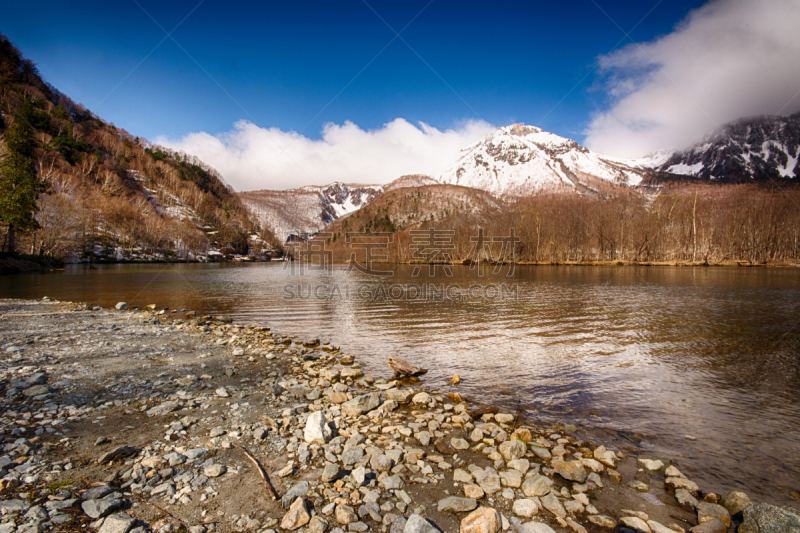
[0,298,796,533]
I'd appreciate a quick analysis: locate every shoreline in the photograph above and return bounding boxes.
[5,259,800,277]
[0,298,796,533]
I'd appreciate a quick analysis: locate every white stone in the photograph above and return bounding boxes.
[304,411,332,444]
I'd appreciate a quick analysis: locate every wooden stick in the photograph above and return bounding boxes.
[132,493,216,527]
[232,443,279,500]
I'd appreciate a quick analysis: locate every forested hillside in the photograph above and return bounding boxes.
[310,182,800,266]
[0,34,271,263]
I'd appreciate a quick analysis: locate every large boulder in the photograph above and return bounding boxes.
[739,503,800,533]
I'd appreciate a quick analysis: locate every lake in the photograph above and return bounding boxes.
[1,262,799,505]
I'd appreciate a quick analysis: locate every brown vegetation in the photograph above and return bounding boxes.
[303,182,800,266]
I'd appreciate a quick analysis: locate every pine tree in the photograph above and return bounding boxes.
[0,112,41,253]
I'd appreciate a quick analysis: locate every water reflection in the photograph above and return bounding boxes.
[1,263,799,505]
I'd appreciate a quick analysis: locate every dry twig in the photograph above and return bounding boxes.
[232,443,279,500]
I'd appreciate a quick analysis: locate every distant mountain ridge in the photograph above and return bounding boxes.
[239,182,382,238]
[638,113,800,181]
[238,115,800,241]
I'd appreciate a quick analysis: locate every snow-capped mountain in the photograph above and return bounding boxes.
[239,182,382,239]
[641,113,800,181]
[438,124,646,197]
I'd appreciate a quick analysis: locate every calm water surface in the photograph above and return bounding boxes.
[1,263,799,505]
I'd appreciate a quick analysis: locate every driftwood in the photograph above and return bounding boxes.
[232,443,279,500]
[387,356,427,376]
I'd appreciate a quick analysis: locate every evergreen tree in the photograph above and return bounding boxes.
[0,111,41,253]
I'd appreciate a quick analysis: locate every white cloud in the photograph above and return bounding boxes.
[156,118,495,191]
[584,0,800,158]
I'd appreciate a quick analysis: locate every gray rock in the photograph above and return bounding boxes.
[739,503,800,533]
[23,384,50,397]
[27,372,47,385]
[359,501,382,522]
[380,474,405,490]
[82,486,114,500]
[342,447,365,466]
[342,393,382,417]
[391,515,408,533]
[82,497,123,519]
[23,505,47,520]
[282,481,311,509]
[115,302,128,310]
[385,389,414,404]
[98,512,136,533]
[437,496,478,513]
[540,493,566,518]
[146,401,181,416]
[529,444,552,460]
[403,513,440,533]
[322,464,341,483]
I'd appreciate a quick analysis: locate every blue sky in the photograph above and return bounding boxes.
[3,0,799,189]
[2,0,706,140]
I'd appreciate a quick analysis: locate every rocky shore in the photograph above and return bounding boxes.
[0,298,797,533]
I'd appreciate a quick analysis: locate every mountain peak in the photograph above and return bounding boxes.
[439,124,643,197]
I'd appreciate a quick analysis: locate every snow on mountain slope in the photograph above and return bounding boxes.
[640,113,800,181]
[438,124,646,197]
[239,183,382,239]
